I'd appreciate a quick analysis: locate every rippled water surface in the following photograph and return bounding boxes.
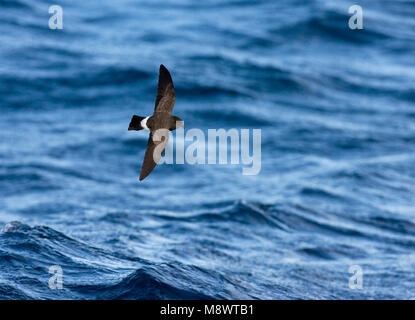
[1,0,415,299]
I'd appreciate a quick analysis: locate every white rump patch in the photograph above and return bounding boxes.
[141,117,150,131]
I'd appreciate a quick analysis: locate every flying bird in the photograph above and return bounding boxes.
[128,65,183,181]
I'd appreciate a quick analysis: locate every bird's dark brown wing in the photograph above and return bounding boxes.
[154,64,175,114]
[139,130,169,181]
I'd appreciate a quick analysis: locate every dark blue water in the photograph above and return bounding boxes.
[1,0,415,299]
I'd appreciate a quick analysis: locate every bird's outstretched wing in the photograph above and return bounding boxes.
[139,130,169,181]
[154,64,175,114]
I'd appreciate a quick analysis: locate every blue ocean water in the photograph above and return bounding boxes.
[1,0,415,299]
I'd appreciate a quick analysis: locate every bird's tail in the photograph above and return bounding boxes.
[128,115,145,131]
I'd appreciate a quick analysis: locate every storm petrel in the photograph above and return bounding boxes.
[128,64,183,181]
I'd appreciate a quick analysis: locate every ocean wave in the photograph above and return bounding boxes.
[91,266,213,300]
[1,0,33,10]
[271,8,389,45]
[0,221,244,299]
[0,222,134,299]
